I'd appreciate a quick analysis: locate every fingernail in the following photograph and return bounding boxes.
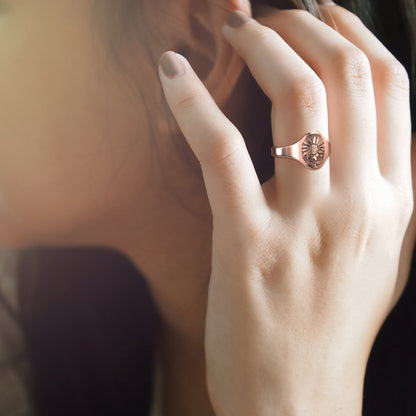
[225,10,251,28]
[320,0,336,5]
[159,51,186,79]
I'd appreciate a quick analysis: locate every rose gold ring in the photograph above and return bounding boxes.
[270,131,331,170]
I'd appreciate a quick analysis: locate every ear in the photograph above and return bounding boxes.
[173,0,252,109]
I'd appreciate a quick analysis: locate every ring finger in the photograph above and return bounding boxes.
[223,11,331,212]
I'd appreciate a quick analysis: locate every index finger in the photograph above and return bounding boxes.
[158,51,268,228]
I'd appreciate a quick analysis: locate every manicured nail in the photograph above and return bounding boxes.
[225,10,251,28]
[159,51,186,79]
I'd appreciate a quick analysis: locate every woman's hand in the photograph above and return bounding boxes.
[157,3,413,415]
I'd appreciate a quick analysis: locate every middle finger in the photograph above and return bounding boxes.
[223,11,331,212]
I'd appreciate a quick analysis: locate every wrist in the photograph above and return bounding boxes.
[275,382,364,416]
[211,369,365,416]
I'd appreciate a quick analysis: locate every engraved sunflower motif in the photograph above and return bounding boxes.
[301,134,326,169]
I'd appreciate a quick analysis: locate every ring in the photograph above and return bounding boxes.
[270,131,331,170]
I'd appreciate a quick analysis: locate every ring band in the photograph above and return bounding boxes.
[271,131,331,170]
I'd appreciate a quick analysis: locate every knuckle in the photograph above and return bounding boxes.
[248,24,278,46]
[403,196,415,220]
[379,186,414,239]
[333,46,372,88]
[199,130,244,167]
[175,89,205,111]
[386,178,414,223]
[397,188,415,221]
[285,8,311,20]
[328,6,364,27]
[374,57,410,94]
[340,9,363,26]
[283,74,326,110]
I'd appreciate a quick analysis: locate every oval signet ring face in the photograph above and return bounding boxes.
[271,131,331,170]
[301,132,330,169]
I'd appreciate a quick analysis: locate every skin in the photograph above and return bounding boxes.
[160,3,416,413]
[0,0,414,414]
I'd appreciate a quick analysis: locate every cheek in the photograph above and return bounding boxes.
[0,11,151,247]
[0,84,150,248]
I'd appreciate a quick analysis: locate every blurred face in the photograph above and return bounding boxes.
[0,0,159,248]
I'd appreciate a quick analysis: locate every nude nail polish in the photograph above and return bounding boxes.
[225,10,251,28]
[159,52,185,79]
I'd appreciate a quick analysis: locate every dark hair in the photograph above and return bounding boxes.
[5,0,416,415]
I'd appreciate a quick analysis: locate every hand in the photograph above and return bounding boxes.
[157,3,413,415]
